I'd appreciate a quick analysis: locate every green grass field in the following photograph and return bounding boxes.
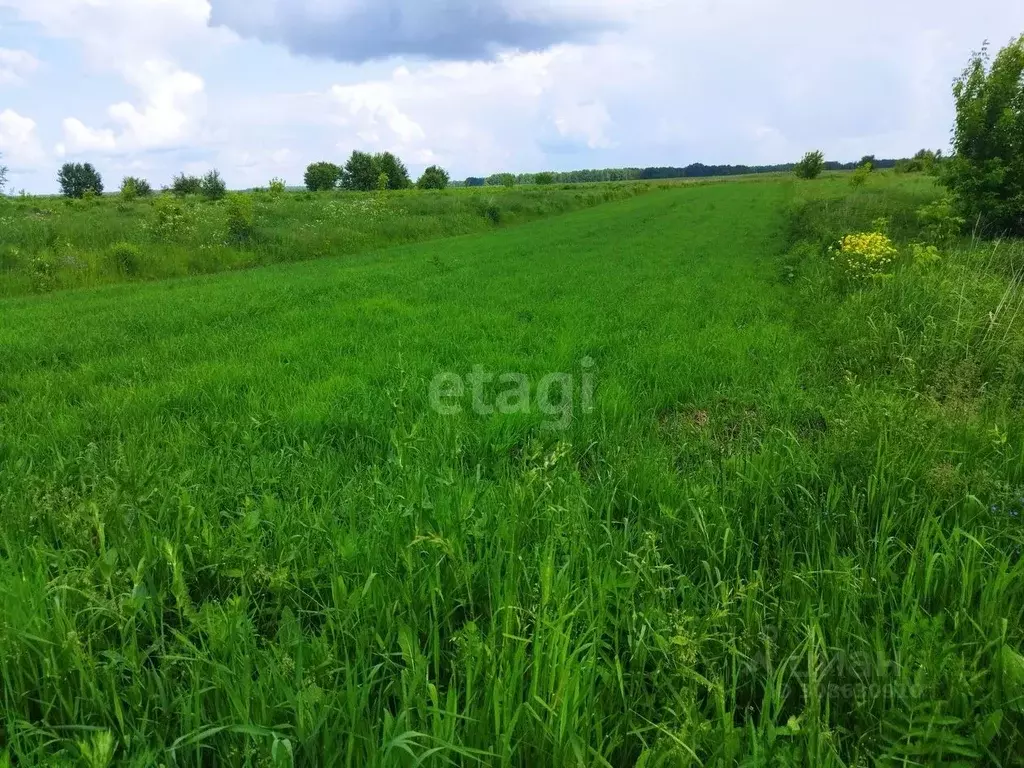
[2,175,1023,765]
[0,183,658,297]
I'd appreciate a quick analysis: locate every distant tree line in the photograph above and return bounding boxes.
[457,158,905,188]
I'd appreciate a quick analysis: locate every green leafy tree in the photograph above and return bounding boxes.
[304,162,341,192]
[794,151,825,180]
[374,152,411,190]
[417,165,450,190]
[171,173,202,197]
[120,176,152,200]
[534,172,555,185]
[268,177,287,196]
[945,37,1024,234]
[58,162,104,198]
[487,173,516,188]
[859,155,877,170]
[200,170,227,200]
[343,151,379,192]
[0,153,8,194]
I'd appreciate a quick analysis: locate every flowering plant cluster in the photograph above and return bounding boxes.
[830,231,898,278]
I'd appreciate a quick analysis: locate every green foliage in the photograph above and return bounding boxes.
[916,197,966,245]
[417,165,450,190]
[151,195,197,242]
[492,172,517,188]
[944,35,1024,235]
[57,162,104,198]
[794,150,826,180]
[534,172,555,185]
[342,151,378,192]
[303,162,341,192]
[108,241,144,276]
[119,176,152,201]
[0,153,7,194]
[268,177,287,196]
[171,173,202,197]
[376,171,389,191]
[200,170,227,201]
[374,151,411,190]
[850,162,872,187]
[225,193,256,243]
[896,149,943,175]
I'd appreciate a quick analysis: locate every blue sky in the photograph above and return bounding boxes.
[1,0,1022,194]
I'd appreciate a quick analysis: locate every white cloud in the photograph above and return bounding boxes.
[58,61,206,155]
[554,101,613,149]
[0,109,46,167]
[0,48,39,85]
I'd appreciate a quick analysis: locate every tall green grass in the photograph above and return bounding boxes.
[0,183,657,297]
[0,176,1022,765]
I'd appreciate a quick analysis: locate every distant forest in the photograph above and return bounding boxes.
[461,159,900,187]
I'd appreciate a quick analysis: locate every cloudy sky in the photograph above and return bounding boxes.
[1,0,1022,193]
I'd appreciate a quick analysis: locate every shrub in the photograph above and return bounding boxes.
[151,195,196,241]
[200,170,227,201]
[108,242,144,276]
[917,198,966,246]
[171,173,202,197]
[794,151,825,180]
[268,178,287,196]
[58,163,103,198]
[304,162,341,192]
[944,35,1024,235]
[120,176,152,200]
[417,165,450,190]
[829,232,898,278]
[477,197,502,225]
[225,194,256,243]
[850,163,872,188]
[29,252,57,293]
[376,172,389,192]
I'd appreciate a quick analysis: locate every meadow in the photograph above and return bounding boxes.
[0,183,658,297]
[1,172,1023,766]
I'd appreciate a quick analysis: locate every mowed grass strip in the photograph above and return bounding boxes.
[1,179,1021,765]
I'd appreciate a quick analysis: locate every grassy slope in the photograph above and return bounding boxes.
[0,183,657,297]
[1,178,1022,765]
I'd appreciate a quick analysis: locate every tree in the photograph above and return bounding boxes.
[859,155,877,170]
[945,40,1024,233]
[534,172,555,185]
[200,170,227,200]
[120,176,152,199]
[304,162,341,192]
[794,151,825,180]
[171,173,202,196]
[0,153,7,194]
[487,173,516,188]
[417,165,450,190]
[465,177,486,187]
[343,151,379,191]
[58,162,104,198]
[938,39,1024,234]
[374,152,411,190]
